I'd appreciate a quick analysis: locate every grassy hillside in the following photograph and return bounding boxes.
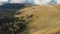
[0,4,32,34]
[15,5,60,34]
[0,4,60,34]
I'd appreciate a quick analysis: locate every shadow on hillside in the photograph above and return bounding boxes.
[54,31,60,34]
[0,3,30,34]
[0,3,26,9]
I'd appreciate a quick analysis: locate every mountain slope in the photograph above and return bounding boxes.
[15,5,60,34]
[0,4,60,34]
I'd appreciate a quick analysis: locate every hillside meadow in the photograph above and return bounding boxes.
[0,4,60,34]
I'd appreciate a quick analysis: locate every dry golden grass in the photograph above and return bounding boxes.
[14,5,60,34]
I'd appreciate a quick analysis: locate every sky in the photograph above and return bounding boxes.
[0,0,8,2]
[57,0,60,4]
[0,0,60,5]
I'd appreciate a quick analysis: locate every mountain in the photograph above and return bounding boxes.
[48,0,57,5]
[0,3,60,34]
[0,3,31,9]
[16,5,60,34]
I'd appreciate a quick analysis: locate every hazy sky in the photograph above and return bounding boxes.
[57,0,60,4]
[0,0,8,2]
[0,0,60,5]
[33,0,51,5]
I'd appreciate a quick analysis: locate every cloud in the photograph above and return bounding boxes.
[33,0,51,5]
[0,0,8,2]
[57,0,60,4]
[0,0,60,5]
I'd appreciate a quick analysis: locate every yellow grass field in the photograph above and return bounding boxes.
[15,5,60,34]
